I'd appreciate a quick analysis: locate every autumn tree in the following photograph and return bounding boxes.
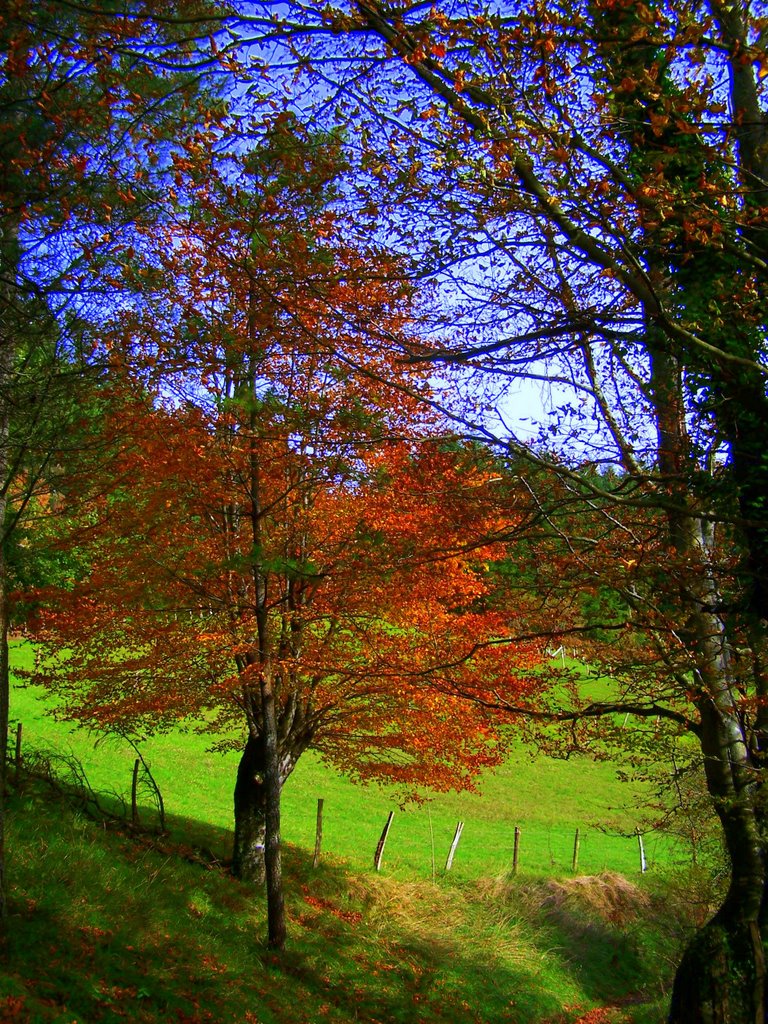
[217,1,768,1016]
[0,0,245,923]
[27,122,539,949]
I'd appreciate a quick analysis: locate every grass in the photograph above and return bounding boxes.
[2,780,692,1024]
[4,639,712,1022]
[9,641,683,883]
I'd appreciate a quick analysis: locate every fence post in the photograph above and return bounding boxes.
[444,821,464,872]
[572,828,581,873]
[512,826,521,875]
[374,811,394,872]
[427,805,436,882]
[637,828,647,873]
[312,798,324,868]
[14,722,22,774]
[131,758,140,825]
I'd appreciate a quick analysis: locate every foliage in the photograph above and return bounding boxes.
[0,0,233,922]
[28,388,531,788]
[24,115,543,784]
[9,0,768,1010]
[21,118,544,944]
[205,2,768,1015]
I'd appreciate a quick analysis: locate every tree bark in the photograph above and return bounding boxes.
[0,481,8,929]
[669,918,765,1024]
[232,731,269,884]
[665,715,768,1021]
[668,550,767,1023]
[645,308,768,1022]
[258,667,285,949]
[232,731,310,883]
[0,217,17,928]
[668,694,766,1022]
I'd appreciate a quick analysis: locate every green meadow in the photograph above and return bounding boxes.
[9,641,678,882]
[2,640,714,1023]
[4,778,696,1024]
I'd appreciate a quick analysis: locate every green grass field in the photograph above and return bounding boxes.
[3,640,714,1023]
[10,640,682,881]
[4,777,690,1024]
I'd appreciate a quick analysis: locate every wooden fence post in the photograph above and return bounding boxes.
[444,821,464,872]
[572,828,581,873]
[14,722,22,774]
[427,805,436,882]
[637,828,647,873]
[312,798,324,868]
[512,826,521,875]
[131,758,140,825]
[374,811,394,872]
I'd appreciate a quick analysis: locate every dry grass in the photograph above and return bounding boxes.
[346,872,470,946]
[342,870,544,968]
[539,872,651,926]
[482,870,650,926]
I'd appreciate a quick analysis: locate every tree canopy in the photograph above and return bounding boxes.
[8,1,768,1015]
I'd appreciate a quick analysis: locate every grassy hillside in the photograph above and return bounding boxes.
[4,640,718,1022]
[2,779,698,1024]
[9,642,683,882]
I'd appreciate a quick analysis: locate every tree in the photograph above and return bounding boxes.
[226,1,768,1016]
[29,350,533,951]
[0,0,237,923]
[26,123,539,949]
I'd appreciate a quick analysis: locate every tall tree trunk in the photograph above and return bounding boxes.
[232,728,310,886]
[0,217,17,928]
[668,527,767,1022]
[666,12,768,1017]
[647,337,768,1021]
[243,291,290,948]
[258,667,285,949]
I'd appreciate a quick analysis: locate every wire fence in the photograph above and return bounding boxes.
[6,721,706,883]
[307,799,692,880]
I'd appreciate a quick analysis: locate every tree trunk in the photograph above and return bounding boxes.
[0,553,8,928]
[0,218,16,929]
[0,598,6,933]
[232,731,269,884]
[259,666,285,949]
[231,730,308,885]
[232,715,287,950]
[669,918,766,1024]
[667,842,765,1012]
[646,342,768,1021]
[669,649,767,1022]
[656,505,768,1023]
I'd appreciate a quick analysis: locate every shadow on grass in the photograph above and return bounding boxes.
[501,874,678,1019]
[4,783,670,1024]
